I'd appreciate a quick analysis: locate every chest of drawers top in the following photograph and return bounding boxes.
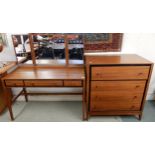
[85,54,153,65]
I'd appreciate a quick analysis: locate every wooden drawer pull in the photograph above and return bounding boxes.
[133,96,137,99]
[96,73,102,76]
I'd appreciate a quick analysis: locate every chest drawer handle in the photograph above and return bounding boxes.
[95,96,99,99]
[96,73,102,76]
[136,85,140,88]
[131,105,135,109]
[133,96,137,99]
[138,73,143,75]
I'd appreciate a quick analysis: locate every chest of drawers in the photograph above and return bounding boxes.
[84,54,153,120]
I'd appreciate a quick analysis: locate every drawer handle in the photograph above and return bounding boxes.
[95,96,100,100]
[138,73,143,75]
[133,96,137,99]
[96,73,102,76]
[135,85,140,88]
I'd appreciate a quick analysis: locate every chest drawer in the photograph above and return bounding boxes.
[90,91,143,111]
[5,80,24,87]
[24,80,63,87]
[91,81,146,92]
[91,66,150,80]
[64,80,82,87]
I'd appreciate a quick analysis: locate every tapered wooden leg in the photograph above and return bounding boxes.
[23,88,28,102]
[83,99,88,120]
[83,101,88,120]
[82,80,88,120]
[139,114,142,120]
[135,114,142,121]
[5,87,14,121]
[8,103,14,121]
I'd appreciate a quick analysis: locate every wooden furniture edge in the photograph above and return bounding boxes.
[0,62,16,75]
[139,63,154,119]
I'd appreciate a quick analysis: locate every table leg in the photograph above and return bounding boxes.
[139,114,142,120]
[23,88,28,102]
[82,80,88,120]
[2,81,14,120]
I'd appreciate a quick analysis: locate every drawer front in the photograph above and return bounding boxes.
[91,81,146,93]
[5,80,24,87]
[91,66,150,80]
[90,91,143,111]
[24,80,63,87]
[64,80,82,87]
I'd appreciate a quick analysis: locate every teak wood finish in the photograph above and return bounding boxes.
[84,54,153,120]
[0,62,16,114]
[0,73,7,113]
[2,66,85,120]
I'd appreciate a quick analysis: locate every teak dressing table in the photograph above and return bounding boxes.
[2,66,86,120]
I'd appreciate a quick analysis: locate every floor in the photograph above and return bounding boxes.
[0,100,155,122]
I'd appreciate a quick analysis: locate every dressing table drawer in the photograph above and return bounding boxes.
[24,80,63,87]
[64,80,82,87]
[91,66,150,80]
[5,80,24,87]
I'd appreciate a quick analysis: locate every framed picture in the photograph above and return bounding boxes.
[84,33,123,52]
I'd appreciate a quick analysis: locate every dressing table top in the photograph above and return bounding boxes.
[2,66,85,80]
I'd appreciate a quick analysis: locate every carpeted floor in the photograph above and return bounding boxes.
[0,100,155,122]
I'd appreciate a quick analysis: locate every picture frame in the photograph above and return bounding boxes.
[84,33,123,52]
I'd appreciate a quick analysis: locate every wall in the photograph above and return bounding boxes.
[1,33,155,100]
[122,33,155,100]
